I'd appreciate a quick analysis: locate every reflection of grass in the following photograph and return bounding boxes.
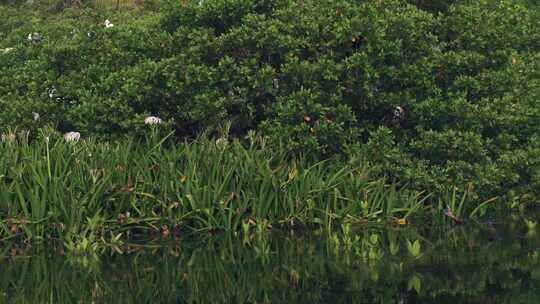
[2,223,540,303]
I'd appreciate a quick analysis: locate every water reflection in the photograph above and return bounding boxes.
[1,215,539,303]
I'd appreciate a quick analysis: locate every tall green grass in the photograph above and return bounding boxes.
[93,0,136,9]
[0,128,496,250]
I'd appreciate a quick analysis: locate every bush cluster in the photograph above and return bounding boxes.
[0,0,539,202]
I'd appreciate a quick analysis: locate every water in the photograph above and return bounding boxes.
[1,213,539,303]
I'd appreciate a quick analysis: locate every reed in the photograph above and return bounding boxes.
[0,128,496,249]
[93,0,136,9]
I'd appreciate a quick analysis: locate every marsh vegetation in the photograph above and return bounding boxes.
[0,0,539,301]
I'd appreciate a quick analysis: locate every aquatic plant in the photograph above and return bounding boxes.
[0,129,494,247]
[0,129,430,245]
[406,238,422,259]
[438,186,499,224]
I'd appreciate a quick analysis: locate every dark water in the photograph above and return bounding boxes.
[1,214,539,303]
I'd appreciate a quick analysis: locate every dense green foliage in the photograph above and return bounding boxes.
[1,0,539,203]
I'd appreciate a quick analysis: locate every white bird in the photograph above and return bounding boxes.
[27,32,42,42]
[144,116,163,125]
[64,132,81,142]
[0,47,14,54]
[104,19,114,28]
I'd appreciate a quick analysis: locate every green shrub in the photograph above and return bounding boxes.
[0,0,539,203]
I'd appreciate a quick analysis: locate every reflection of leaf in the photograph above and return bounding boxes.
[406,239,421,257]
[187,253,196,267]
[389,242,399,255]
[532,268,540,281]
[370,270,379,282]
[408,274,422,294]
[524,219,537,230]
[369,248,380,260]
[369,234,379,245]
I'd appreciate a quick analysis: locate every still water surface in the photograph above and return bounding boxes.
[1,213,539,303]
